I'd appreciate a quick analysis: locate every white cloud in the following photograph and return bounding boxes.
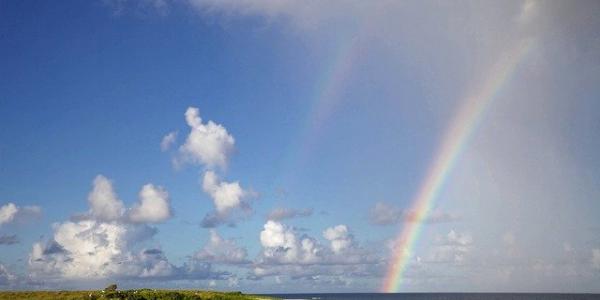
[29,219,169,279]
[162,108,249,228]
[202,171,246,214]
[177,107,235,170]
[160,131,177,152]
[29,175,181,281]
[0,203,18,225]
[194,230,248,264]
[260,220,299,262]
[258,220,335,266]
[299,236,320,264]
[260,220,296,249]
[323,225,353,254]
[129,184,172,223]
[0,203,42,227]
[256,220,377,276]
[200,171,251,227]
[25,175,245,284]
[88,175,125,222]
[267,207,313,221]
[85,175,173,224]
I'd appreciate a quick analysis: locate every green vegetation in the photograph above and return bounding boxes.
[0,289,277,300]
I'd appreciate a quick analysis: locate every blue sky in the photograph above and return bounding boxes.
[1,0,600,293]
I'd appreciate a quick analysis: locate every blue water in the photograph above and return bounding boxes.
[266,294,600,300]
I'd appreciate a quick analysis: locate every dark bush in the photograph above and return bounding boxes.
[105,284,118,292]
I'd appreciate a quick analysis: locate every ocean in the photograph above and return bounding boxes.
[266,294,600,300]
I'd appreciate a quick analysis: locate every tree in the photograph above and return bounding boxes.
[104,283,117,292]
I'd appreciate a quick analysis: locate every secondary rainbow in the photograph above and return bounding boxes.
[381,39,534,292]
[278,33,363,183]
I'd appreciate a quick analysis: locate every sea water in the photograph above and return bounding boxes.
[266,294,600,300]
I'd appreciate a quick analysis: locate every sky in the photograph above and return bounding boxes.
[1,0,600,293]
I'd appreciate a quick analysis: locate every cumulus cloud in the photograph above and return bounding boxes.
[88,175,125,222]
[323,225,353,254]
[193,230,249,264]
[369,202,459,225]
[29,220,169,279]
[29,222,231,281]
[176,107,235,170]
[128,184,172,223]
[26,175,245,285]
[84,175,173,224]
[163,107,252,229]
[253,220,380,281]
[259,220,302,263]
[0,203,42,227]
[0,203,18,226]
[0,234,18,245]
[160,131,177,151]
[266,207,313,221]
[29,175,181,281]
[200,171,250,227]
[135,248,176,278]
[202,171,246,214]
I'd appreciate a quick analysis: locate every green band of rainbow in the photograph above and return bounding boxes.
[381,40,534,292]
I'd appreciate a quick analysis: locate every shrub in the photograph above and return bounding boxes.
[105,284,118,292]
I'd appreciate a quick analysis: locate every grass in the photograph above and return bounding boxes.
[0,289,279,300]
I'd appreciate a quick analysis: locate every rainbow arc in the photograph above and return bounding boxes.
[381,39,534,292]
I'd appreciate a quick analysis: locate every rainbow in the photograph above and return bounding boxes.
[381,39,534,292]
[278,33,363,184]
[299,34,363,163]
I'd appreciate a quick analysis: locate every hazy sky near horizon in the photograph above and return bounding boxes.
[1,0,600,293]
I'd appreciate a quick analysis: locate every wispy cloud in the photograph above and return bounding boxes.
[193,229,250,265]
[0,234,18,245]
[369,202,459,225]
[160,131,177,152]
[266,207,313,221]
